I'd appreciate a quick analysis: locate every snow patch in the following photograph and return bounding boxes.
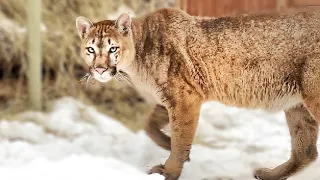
[0,155,164,180]
[0,97,319,179]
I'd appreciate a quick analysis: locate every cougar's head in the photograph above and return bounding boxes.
[76,13,134,83]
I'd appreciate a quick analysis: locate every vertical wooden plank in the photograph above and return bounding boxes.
[27,0,42,110]
[235,0,243,15]
[223,0,231,16]
[183,0,188,12]
[213,0,218,16]
[182,0,188,12]
[203,0,208,16]
[187,0,193,15]
[183,0,290,17]
[291,0,320,6]
[216,0,224,16]
[195,0,201,16]
[205,0,210,16]
[189,0,193,15]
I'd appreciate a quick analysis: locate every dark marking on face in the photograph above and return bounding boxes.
[94,20,116,27]
[92,38,95,44]
[122,28,129,36]
[92,53,97,62]
[110,66,117,76]
[103,26,108,33]
[97,36,103,49]
[108,38,111,45]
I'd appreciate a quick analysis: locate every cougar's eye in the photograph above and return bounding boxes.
[86,47,95,54]
[109,46,119,53]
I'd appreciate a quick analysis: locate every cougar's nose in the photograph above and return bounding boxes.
[94,67,107,75]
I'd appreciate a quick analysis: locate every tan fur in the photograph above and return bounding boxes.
[76,7,320,180]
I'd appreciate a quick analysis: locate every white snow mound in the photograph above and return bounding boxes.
[0,97,319,180]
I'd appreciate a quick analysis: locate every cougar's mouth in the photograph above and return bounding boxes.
[90,66,115,83]
[79,66,132,87]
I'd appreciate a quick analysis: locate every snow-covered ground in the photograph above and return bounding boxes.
[0,97,318,180]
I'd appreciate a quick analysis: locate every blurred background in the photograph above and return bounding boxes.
[0,0,318,130]
[0,0,320,180]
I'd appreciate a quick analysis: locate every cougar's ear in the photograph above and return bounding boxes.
[76,16,93,39]
[115,13,131,35]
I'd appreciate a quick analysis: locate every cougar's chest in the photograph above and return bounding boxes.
[129,74,164,104]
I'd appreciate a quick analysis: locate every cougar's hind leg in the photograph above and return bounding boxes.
[145,104,171,151]
[254,104,318,180]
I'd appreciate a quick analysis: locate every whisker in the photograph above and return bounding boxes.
[79,73,90,83]
[86,74,92,87]
[117,72,134,87]
[114,75,120,82]
[116,74,129,84]
[114,73,123,80]
[116,74,128,85]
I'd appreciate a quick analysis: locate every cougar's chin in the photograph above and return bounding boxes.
[92,71,113,83]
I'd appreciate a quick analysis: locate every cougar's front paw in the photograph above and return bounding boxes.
[149,164,165,175]
[254,168,288,180]
[149,164,180,180]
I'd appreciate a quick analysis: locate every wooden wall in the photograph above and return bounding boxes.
[177,0,320,17]
[290,0,320,6]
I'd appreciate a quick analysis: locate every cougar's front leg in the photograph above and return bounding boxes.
[145,104,171,150]
[150,91,202,180]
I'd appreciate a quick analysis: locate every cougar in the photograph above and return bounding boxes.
[76,7,320,180]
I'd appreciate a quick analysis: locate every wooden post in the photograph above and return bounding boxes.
[27,0,42,110]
